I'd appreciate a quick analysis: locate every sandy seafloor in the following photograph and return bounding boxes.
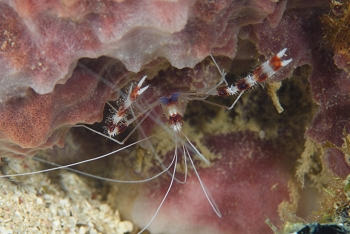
[0,157,134,234]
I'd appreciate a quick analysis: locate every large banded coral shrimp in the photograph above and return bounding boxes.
[0,48,292,233]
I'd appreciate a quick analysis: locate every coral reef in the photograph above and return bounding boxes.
[2,0,350,234]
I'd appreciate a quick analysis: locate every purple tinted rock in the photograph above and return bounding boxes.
[128,131,292,234]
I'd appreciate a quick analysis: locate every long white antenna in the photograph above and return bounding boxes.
[0,136,151,178]
[33,150,176,184]
[137,143,178,234]
[182,132,210,165]
[184,146,221,218]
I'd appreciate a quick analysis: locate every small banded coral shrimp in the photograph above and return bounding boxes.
[76,75,152,145]
[105,75,149,139]
[205,48,293,111]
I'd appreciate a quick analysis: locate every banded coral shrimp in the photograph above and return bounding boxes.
[0,48,293,234]
[109,47,293,233]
